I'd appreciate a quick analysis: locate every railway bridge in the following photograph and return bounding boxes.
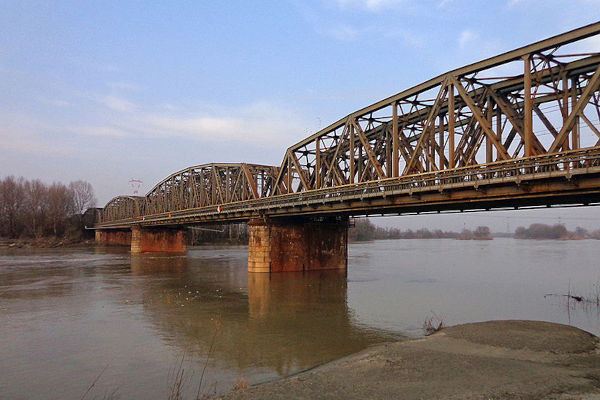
[96,22,600,273]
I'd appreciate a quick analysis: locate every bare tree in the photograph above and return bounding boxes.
[23,179,48,238]
[0,176,26,237]
[47,183,74,235]
[69,180,97,214]
[1,176,98,238]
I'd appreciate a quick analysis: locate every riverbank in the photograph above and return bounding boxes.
[219,320,600,400]
[0,237,95,248]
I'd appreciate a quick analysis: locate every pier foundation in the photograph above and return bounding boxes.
[95,229,131,246]
[248,217,348,273]
[130,226,187,254]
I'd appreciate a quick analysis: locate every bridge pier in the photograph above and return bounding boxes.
[95,229,131,246]
[130,226,187,254]
[248,217,348,273]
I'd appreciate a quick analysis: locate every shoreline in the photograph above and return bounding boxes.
[0,237,96,249]
[3,236,598,249]
[218,320,600,400]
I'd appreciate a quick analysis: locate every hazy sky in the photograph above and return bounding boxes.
[1,0,600,230]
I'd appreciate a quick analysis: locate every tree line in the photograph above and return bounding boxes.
[188,220,600,243]
[188,223,249,244]
[514,223,600,240]
[0,176,96,238]
[350,220,600,241]
[348,218,482,241]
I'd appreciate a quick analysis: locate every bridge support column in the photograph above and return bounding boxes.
[131,226,187,254]
[248,217,348,273]
[95,229,132,246]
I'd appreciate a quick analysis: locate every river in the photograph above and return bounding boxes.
[1,238,599,399]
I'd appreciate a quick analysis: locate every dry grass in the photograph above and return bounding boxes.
[232,376,249,391]
[167,355,188,400]
[164,314,223,400]
[423,315,444,336]
[545,280,600,307]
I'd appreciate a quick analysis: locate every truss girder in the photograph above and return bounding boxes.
[98,22,600,225]
[100,164,278,223]
[272,22,600,194]
[99,196,145,223]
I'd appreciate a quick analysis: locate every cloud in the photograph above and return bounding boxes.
[328,24,358,41]
[68,100,305,148]
[0,113,75,157]
[437,0,453,6]
[568,34,600,54]
[318,21,423,45]
[107,81,141,91]
[332,0,406,11]
[39,98,71,107]
[101,95,137,112]
[72,126,129,137]
[458,29,479,49]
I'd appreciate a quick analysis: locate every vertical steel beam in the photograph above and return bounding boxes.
[429,130,435,171]
[486,96,493,163]
[562,74,569,125]
[287,156,292,193]
[571,76,580,150]
[496,106,502,162]
[358,144,363,183]
[225,167,230,203]
[392,101,399,177]
[438,113,445,169]
[315,139,321,189]
[523,55,534,157]
[349,121,355,184]
[448,83,455,169]
[386,125,392,177]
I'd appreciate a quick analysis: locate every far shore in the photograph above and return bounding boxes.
[2,235,599,250]
[0,237,95,249]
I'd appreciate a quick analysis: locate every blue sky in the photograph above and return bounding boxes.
[1,0,600,228]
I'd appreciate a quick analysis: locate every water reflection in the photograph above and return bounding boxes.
[130,254,188,275]
[134,254,395,376]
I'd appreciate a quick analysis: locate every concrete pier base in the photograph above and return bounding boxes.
[95,229,132,246]
[248,217,348,273]
[131,226,187,254]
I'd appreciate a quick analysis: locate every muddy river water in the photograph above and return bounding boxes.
[1,238,599,399]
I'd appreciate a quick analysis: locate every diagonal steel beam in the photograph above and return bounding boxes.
[549,64,600,153]
[352,120,387,180]
[452,77,510,160]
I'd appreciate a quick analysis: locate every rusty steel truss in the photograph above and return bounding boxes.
[100,196,145,223]
[99,163,279,223]
[273,22,600,194]
[98,22,600,227]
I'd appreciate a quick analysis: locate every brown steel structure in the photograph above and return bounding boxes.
[97,22,600,229]
[98,163,279,224]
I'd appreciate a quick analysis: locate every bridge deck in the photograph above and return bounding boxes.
[96,147,600,229]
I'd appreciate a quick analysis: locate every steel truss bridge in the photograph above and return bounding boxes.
[97,22,600,229]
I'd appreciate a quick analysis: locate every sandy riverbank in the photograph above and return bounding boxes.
[219,320,600,400]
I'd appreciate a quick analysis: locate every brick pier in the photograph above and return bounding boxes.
[248,217,348,273]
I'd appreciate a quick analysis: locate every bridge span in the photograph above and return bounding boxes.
[96,22,600,273]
